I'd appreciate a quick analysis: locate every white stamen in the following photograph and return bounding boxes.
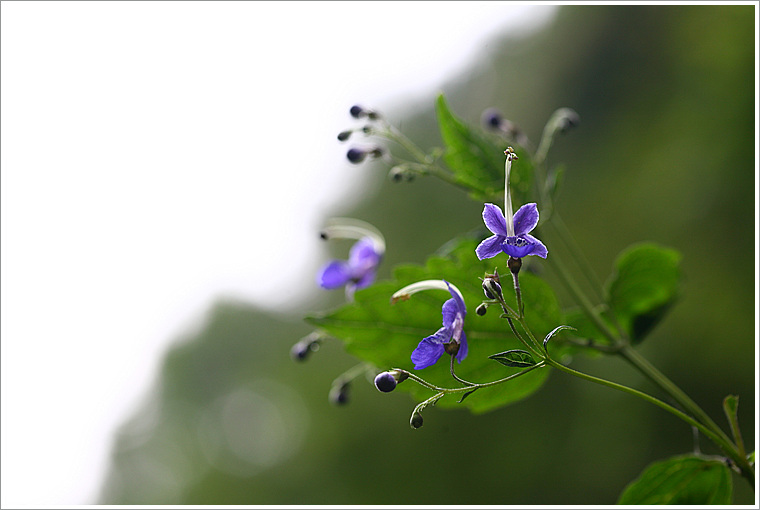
[321,217,386,255]
[391,279,465,306]
[504,153,515,238]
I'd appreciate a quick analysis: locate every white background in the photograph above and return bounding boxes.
[1,2,556,506]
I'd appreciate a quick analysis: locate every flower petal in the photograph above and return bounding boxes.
[444,280,467,316]
[441,297,459,328]
[317,260,351,289]
[455,330,468,363]
[501,236,537,258]
[353,268,377,290]
[482,203,508,236]
[523,234,548,259]
[422,326,450,345]
[411,338,446,369]
[512,203,539,235]
[475,234,506,260]
[348,237,381,268]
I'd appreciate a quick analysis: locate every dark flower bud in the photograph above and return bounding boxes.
[349,105,365,118]
[290,341,311,361]
[482,278,503,300]
[476,303,488,316]
[482,108,504,129]
[374,369,408,392]
[347,147,366,163]
[329,382,350,405]
[374,372,397,392]
[337,130,352,142]
[361,125,372,134]
[508,256,522,275]
[290,333,321,362]
[410,411,424,429]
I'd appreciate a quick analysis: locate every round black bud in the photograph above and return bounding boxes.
[329,382,350,405]
[337,130,352,142]
[362,125,372,134]
[319,231,328,240]
[482,108,504,129]
[369,147,384,159]
[347,148,366,163]
[410,412,424,429]
[349,105,365,118]
[476,303,488,316]
[374,372,397,393]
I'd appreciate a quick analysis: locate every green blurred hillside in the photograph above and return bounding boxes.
[98,5,756,504]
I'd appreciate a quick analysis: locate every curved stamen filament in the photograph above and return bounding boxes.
[321,217,386,255]
[391,279,465,305]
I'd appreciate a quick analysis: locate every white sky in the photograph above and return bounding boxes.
[1,2,557,506]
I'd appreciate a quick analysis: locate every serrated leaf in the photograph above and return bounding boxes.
[542,325,575,352]
[434,94,533,203]
[618,454,732,504]
[488,349,536,368]
[606,242,682,344]
[306,238,562,413]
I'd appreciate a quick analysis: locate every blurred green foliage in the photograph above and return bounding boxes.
[98,5,755,505]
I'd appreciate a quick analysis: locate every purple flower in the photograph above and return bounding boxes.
[410,281,469,370]
[475,203,548,260]
[318,237,382,293]
[317,218,385,300]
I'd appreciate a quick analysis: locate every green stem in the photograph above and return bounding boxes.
[618,346,734,448]
[547,214,606,305]
[546,358,754,489]
[546,253,621,345]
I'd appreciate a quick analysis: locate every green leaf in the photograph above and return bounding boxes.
[306,238,563,413]
[618,454,732,504]
[488,349,536,368]
[434,94,533,203]
[606,242,682,343]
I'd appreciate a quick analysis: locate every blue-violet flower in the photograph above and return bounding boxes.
[475,202,548,260]
[317,218,385,300]
[392,280,468,370]
[476,148,547,260]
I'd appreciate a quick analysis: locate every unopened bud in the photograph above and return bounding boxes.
[482,108,504,129]
[476,303,488,316]
[337,130,352,142]
[347,147,366,163]
[290,333,321,362]
[349,105,365,118]
[482,278,503,300]
[374,369,408,392]
[329,382,350,405]
[410,411,424,429]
